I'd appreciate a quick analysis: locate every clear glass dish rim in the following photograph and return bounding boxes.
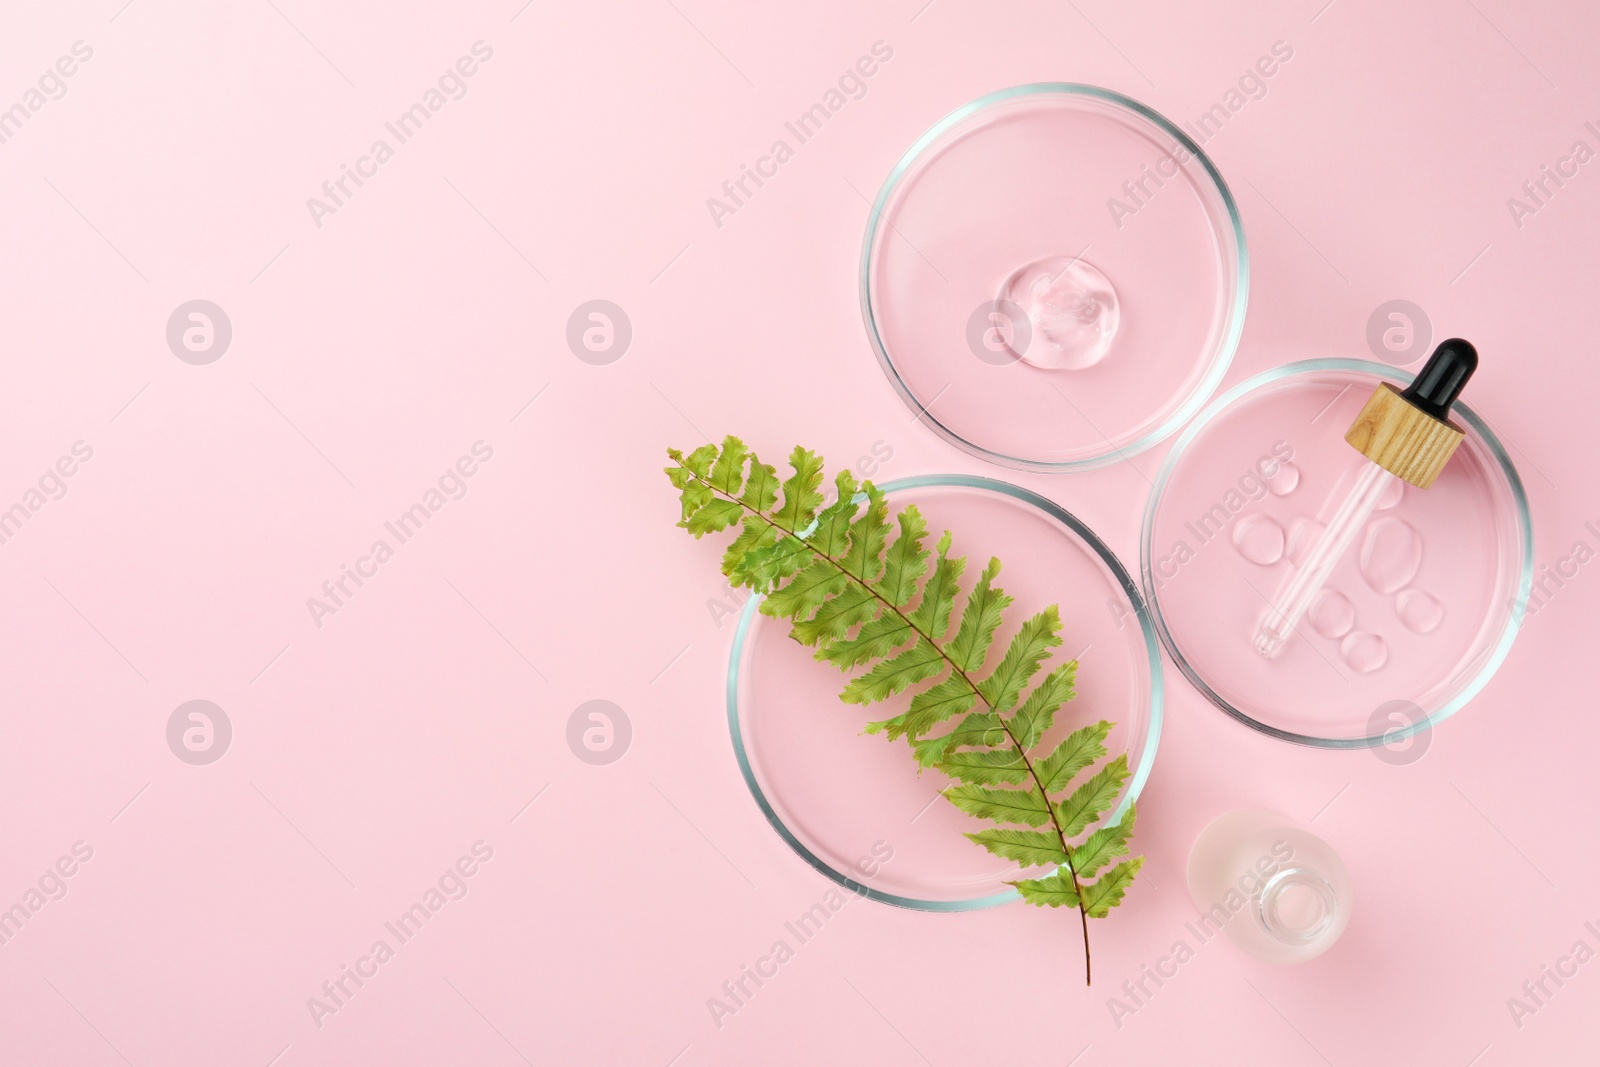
[1139,357,1535,749]
[858,82,1251,473]
[726,472,1165,911]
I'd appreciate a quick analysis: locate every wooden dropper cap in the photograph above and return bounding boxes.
[1343,339,1478,490]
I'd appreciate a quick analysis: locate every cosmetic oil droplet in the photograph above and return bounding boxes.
[1374,477,1404,511]
[1340,631,1389,673]
[1264,460,1301,496]
[1001,256,1120,370]
[1396,588,1444,634]
[1232,514,1286,566]
[1286,518,1325,566]
[1308,589,1355,638]
[1359,517,1423,594]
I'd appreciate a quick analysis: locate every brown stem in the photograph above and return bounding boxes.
[688,470,1095,984]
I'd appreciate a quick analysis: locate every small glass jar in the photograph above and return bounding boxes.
[1186,809,1351,964]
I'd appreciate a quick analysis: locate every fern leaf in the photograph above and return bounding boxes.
[684,498,743,537]
[937,710,1005,750]
[761,559,844,622]
[939,749,1030,786]
[774,446,825,534]
[666,457,713,523]
[740,449,779,511]
[907,709,1002,766]
[1008,869,1081,908]
[942,783,1051,827]
[723,517,779,587]
[736,535,811,591]
[840,483,890,582]
[875,507,930,607]
[664,439,1144,987]
[791,584,878,647]
[1036,721,1113,795]
[707,441,779,587]
[945,558,1010,671]
[1054,754,1130,838]
[816,613,913,670]
[1070,806,1137,878]
[840,637,945,705]
[906,710,996,767]
[664,450,702,490]
[907,731,957,768]
[967,828,1068,866]
[1080,857,1144,918]
[977,606,1063,713]
[907,532,963,639]
[667,444,724,529]
[809,472,860,557]
[868,674,974,741]
[1007,661,1077,751]
[708,435,750,494]
[672,442,717,479]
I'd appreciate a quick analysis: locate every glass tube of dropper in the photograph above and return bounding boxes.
[1254,459,1397,658]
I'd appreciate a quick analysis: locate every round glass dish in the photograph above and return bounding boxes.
[1141,359,1532,747]
[728,474,1163,910]
[860,84,1247,472]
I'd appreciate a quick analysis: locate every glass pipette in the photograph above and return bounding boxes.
[1255,339,1478,658]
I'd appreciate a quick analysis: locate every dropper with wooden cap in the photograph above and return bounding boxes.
[1254,339,1478,658]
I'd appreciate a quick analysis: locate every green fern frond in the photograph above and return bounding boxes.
[938,748,1031,787]
[966,827,1069,866]
[1009,662,1077,750]
[1070,806,1138,878]
[945,558,1009,672]
[1011,869,1082,908]
[1054,755,1130,838]
[1080,856,1145,918]
[665,436,1143,985]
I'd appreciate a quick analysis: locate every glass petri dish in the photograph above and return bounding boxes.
[860,84,1247,472]
[728,475,1162,910]
[1141,359,1533,747]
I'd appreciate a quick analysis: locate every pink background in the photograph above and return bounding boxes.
[1,1,1595,1064]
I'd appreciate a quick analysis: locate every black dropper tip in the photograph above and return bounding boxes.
[1400,338,1477,422]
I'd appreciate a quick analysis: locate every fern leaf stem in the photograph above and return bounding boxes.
[688,470,1095,985]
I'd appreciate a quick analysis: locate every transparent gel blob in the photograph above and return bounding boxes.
[1308,590,1355,638]
[1396,588,1445,634]
[1359,517,1423,594]
[1232,514,1286,566]
[1001,256,1120,370]
[1264,461,1301,497]
[1340,631,1389,673]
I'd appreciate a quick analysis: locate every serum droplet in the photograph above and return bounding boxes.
[1340,631,1389,673]
[1232,514,1286,566]
[1359,517,1423,594]
[1309,590,1355,638]
[1396,589,1445,634]
[1264,460,1301,496]
[1001,256,1120,370]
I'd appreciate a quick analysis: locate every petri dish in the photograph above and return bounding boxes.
[861,84,1247,472]
[1141,359,1532,747]
[728,475,1162,910]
